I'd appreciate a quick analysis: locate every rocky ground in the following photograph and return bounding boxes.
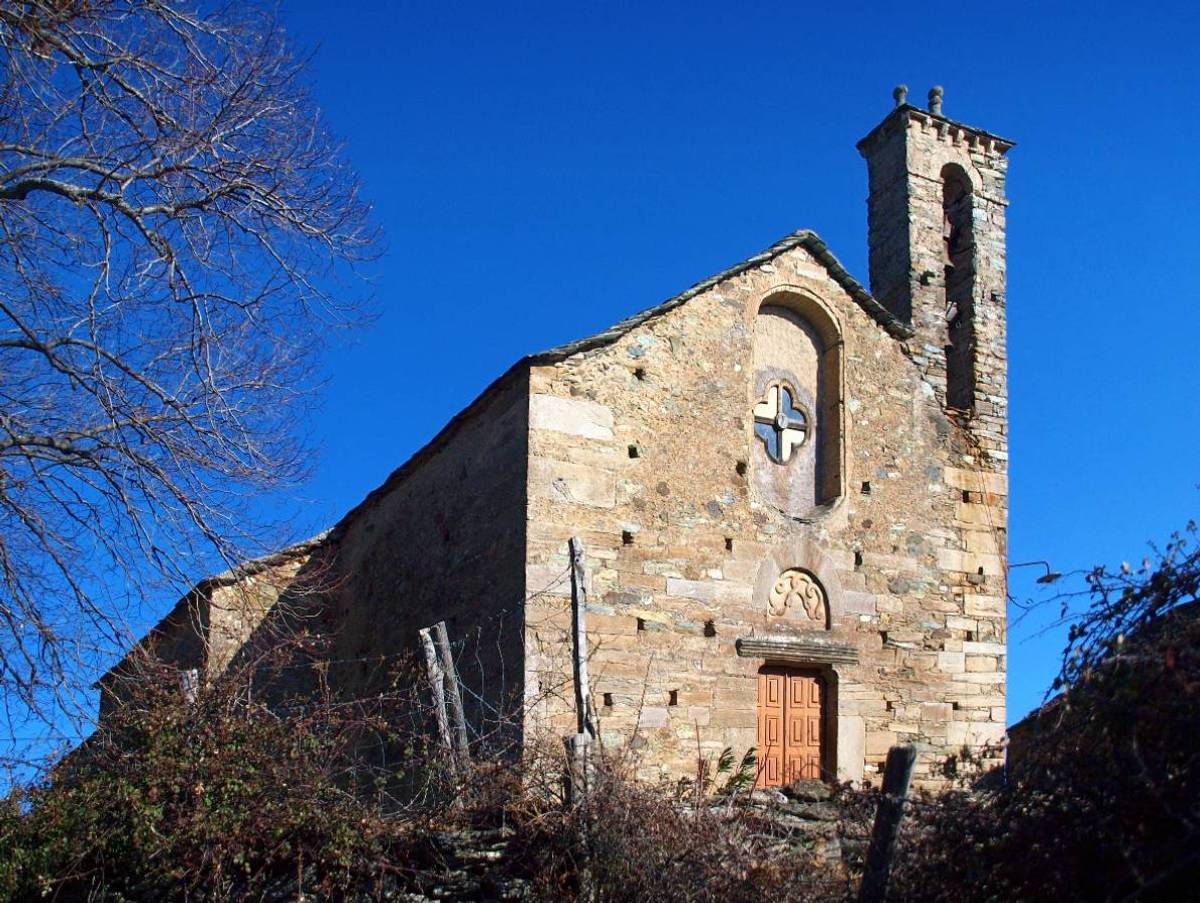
[382,780,865,902]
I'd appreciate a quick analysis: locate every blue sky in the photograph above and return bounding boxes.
[268,0,1199,724]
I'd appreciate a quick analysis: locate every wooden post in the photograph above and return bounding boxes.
[858,745,917,903]
[418,627,453,756]
[180,668,199,705]
[433,620,470,763]
[564,732,594,807]
[567,537,596,806]
[569,537,596,738]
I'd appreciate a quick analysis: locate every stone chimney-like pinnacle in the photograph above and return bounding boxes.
[928,85,944,116]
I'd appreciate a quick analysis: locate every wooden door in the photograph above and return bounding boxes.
[757,666,823,787]
[757,668,786,787]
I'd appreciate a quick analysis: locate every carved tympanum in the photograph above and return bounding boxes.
[768,569,828,624]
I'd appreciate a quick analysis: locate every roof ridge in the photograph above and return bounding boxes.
[529,229,911,365]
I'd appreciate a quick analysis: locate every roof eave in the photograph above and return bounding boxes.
[530,229,912,365]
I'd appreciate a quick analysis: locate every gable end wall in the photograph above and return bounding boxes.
[522,243,1007,787]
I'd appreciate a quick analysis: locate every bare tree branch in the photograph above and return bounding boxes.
[0,0,377,768]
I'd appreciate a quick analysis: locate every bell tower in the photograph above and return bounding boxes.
[857,86,1013,430]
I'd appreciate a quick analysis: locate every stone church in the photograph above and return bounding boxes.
[100,88,1013,788]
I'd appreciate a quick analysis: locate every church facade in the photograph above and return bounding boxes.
[101,89,1013,788]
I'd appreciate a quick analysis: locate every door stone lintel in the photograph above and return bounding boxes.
[736,634,859,666]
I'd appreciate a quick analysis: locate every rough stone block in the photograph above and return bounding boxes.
[530,457,615,508]
[965,655,998,672]
[920,702,953,722]
[841,591,878,615]
[837,715,866,783]
[963,640,1006,656]
[636,706,669,729]
[937,651,965,674]
[865,730,899,758]
[530,393,614,440]
[964,530,1000,555]
[964,594,1006,617]
[943,467,1007,495]
[526,564,572,597]
[936,548,1003,577]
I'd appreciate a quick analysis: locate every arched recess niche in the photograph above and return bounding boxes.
[749,289,845,517]
[941,162,977,412]
[738,535,868,661]
[748,538,848,635]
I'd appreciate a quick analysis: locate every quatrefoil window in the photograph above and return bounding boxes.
[753,382,810,465]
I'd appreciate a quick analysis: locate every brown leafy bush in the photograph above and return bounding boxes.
[506,749,850,902]
[0,648,856,901]
[0,654,448,900]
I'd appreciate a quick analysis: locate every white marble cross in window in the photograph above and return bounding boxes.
[753,383,809,465]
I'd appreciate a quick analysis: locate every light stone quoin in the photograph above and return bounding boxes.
[101,89,1013,792]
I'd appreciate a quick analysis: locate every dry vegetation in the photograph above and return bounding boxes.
[885,522,1200,903]
[3,522,1196,900]
[0,642,855,901]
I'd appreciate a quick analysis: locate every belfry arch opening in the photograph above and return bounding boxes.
[750,292,843,517]
[941,163,976,412]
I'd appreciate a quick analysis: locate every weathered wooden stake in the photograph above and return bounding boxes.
[180,667,200,705]
[418,627,453,756]
[564,732,594,807]
[858,744,917,903]
[433,620,470,762]
[568,537,596,738]
[567,536,596,806]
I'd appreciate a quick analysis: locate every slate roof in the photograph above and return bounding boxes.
[529,229,912,364]
[856,103,1017,157]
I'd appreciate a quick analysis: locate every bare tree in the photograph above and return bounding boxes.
[0,1,376,757]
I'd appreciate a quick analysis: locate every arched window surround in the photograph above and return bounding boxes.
[748,287,846,515]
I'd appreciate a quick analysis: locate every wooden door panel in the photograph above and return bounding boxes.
[762,753,781,785]
[765,673,783,706]
[757,667,823,787]
[788,677,806,706]
[757,670,785,787]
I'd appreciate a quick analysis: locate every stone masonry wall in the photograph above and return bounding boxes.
[860,103,1011,750]
[319,372,531,752]
[101,103,1010,792]
[859,104,1010,479]
[522,240,1007,788]
[102,374,532,756]
[98,552,315,720]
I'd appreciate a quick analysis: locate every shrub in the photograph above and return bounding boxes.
[888,522,1200,902]
[0,660,435,900]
